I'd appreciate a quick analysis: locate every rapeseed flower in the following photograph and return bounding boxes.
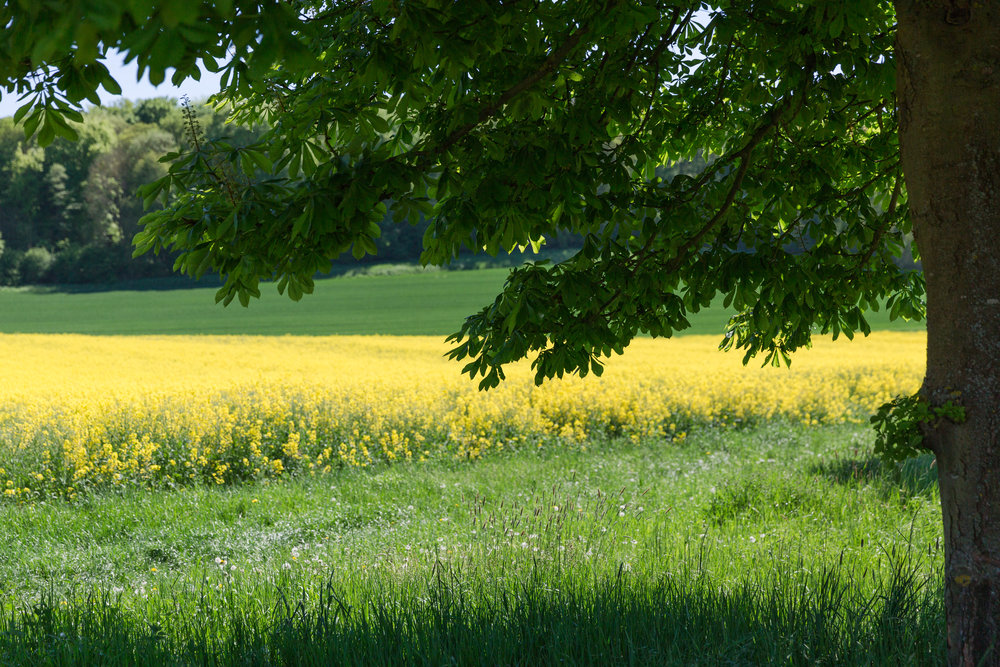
[0,333,923,499]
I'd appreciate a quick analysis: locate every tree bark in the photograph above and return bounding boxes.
[896,2,1000,664]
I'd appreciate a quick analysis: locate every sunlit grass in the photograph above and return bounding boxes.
[0,423,943,664]
[0,266,925,336]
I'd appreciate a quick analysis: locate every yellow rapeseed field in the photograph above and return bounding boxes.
[0,333,925,499]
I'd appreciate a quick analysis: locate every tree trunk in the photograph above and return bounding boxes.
[896,2,1000,664]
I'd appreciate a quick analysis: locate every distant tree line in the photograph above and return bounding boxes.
[0,97,595,286]
[0,98,270,285]
[0,98,719,286]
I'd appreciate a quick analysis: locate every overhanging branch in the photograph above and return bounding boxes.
[430,21,594,155]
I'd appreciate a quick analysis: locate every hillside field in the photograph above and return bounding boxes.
[0,266,925,336]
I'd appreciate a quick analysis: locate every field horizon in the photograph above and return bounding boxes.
[0,264,926,337]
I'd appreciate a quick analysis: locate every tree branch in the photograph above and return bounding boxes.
[590,64,813,318]
[431,21,593,155]
[853,167,903,273]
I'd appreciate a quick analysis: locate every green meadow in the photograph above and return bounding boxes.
[0,265,924,337]
[0,425,943,665]
[0,267,938,665]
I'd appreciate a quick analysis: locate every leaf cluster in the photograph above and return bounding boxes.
[870,392,965,462]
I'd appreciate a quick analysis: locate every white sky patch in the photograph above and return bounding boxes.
[0,49,223,119]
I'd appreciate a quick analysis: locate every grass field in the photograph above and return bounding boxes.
[0,265,926,336]
[0,267,939,664]
[0,424,944,664]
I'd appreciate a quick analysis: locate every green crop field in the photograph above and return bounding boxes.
[0,265,925,336]
[0,268,507,335]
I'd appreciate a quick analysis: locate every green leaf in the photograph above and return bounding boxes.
[22,109,43,137]
[291,210,311,239]
[246,149,273,172]
[48,112,79,141]
[12,100,34,124]
[829,12,845,38]
[36,117,56,147]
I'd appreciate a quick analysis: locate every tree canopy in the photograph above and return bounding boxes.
[3,1,920,380]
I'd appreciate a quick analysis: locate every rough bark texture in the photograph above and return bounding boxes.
[896,1,1000,664]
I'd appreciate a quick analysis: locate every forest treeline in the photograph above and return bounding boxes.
[0,98,249,285]
[0,98,454,286]
[0,98,706,287]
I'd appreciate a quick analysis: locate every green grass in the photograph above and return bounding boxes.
[0,268,507,335]
[0,266,926,335]
[0,423,945,664]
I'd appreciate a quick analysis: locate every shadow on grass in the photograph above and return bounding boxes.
[811,452,938,499]
[1,563,944,666]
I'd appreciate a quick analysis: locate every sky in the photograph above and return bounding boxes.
[0,50,223,119]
